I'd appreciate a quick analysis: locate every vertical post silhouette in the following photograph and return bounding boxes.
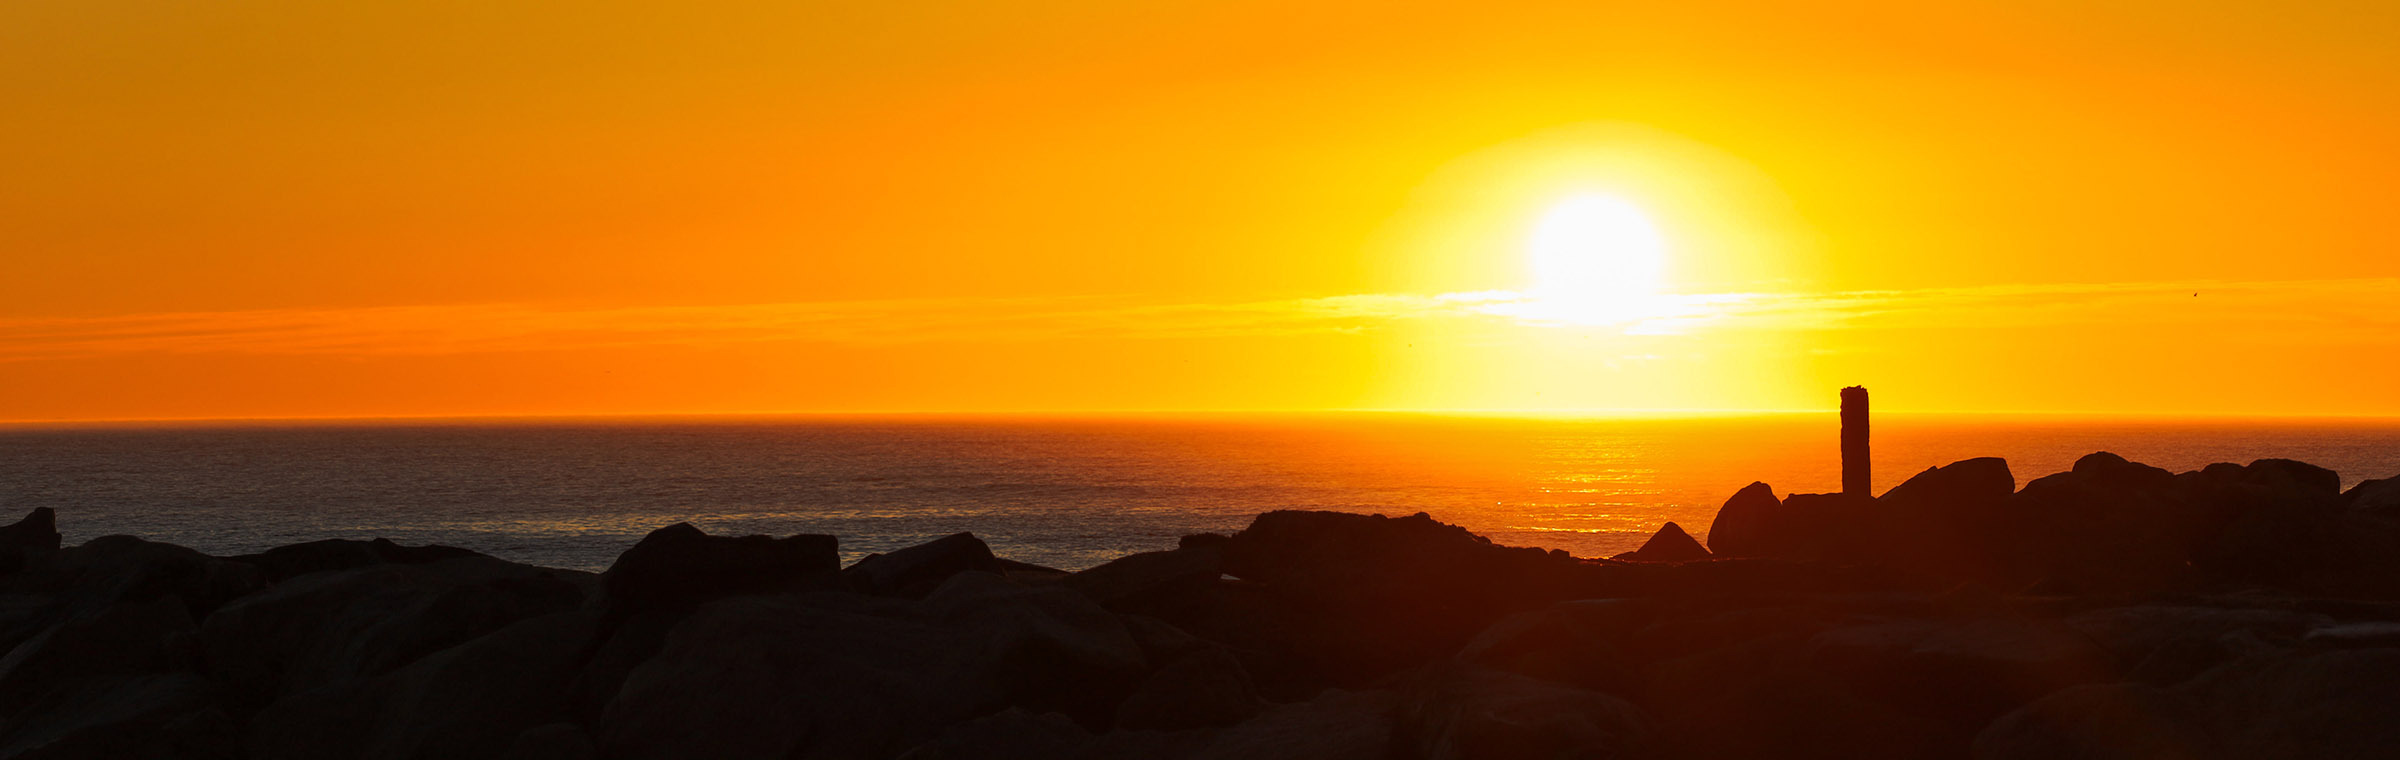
[1841,386,1870,497]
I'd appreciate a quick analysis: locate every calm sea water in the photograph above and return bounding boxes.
[1,414,2396,572]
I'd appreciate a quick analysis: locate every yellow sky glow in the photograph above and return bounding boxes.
[4,0,2396,421]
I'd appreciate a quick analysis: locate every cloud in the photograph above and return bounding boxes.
[2,278,2392,361]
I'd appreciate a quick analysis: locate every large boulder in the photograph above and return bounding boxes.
[1190,688,1400,760]
[599,523,839,616]
[1611,522,1710,563]
[247,609,601,760]
[2235,458,2341,499]
[2350,477,2400,516]
[1062,544,1223,620]
[1972,682,2211,760]
[1394,662,1650,760]
[0,597,201,715]
[598,572,1147,760]
[201,556,588,709]
[1979,648,2400,759]
[0,672,237,759]
[1209,511,1608,693]
[1881,457,2015,510]
[845,533,1003,597]
[0,508,60,575]
[1704,482,1780,556]
[5,535,264,621]
[231,539,488,584]
[1456,599,1653,696]
[1112,645,1262,731]
[1804,616,2119,733]
[1876,458,2016,578]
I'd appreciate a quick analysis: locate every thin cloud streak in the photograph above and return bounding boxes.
[2,278,2393,361]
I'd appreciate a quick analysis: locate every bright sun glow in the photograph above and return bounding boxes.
[1523,195,1668,323]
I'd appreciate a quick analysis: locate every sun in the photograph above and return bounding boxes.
[1529,194,1667,305]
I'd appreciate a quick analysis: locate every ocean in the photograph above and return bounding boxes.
[2,414,2396,572]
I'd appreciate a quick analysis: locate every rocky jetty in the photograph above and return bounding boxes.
[5,452,2400,759]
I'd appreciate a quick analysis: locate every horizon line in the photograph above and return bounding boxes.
[9,407,2400,428]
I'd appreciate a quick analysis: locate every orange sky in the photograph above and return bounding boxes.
[4,0,2397,421]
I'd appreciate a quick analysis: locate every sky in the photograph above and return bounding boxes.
[4,0,2397,421]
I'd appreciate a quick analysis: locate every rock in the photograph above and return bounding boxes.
[1394,662,1650,760]
[1881,457,2015,509]
[202,556,588,708]
[0,596,200,715]
[597,592,963,760]
[1190,688,1399,760]
[231,539,488,584]
[1764,492,1878,561]
[600,523,839,615]
[493,724,596,760]
[247,609,600,760]
[599,573,1147,760]
[1063,545,1222,619]
[2345,477,2400,515]
[921,572,1150,721]
[1457,599,1652,696]
[1207,511,1611,694]
[1113,646,1262,731]
[0,672,237,760]
[2178,648,2400,756]
[1704,482,1780,556]
[1972,682,2211,760]
[0,508,61,575]
[1874,458,2017,579]
[2064,605,2324,685]
[7,536,264,621]
[1804,616,2119,742]
[2237,458,2342,498]
[846,533,1003,597]
[1611,522,1710,563]
[1980,649,2400,759]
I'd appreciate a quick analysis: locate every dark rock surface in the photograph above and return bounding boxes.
[0,509,60,576]
[5,451,2400,759]
[845,532,1003,597]
[1703,481,1779,556]
[1612,522,1710,563]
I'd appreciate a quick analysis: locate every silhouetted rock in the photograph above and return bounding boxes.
[600,523,838,615]
[1882,457,2015,509]
[0,672,238,760]
[1395,662,1650,760]
[1704,482,1780,556]
[1763,492,1878,561]
[1972,682,2209,760]
[1456,599,1651,696]
[1979,649,2400,759]
[1611,522,1710,563]
[846,532,1004,597]
[1065,544,1223,619]
[1191,688,1399,760]
[1211,511,1606,692]
[5,535,264,622]
[599,572,1145,760]
[231,538,488,584]
[2350,477,2400,515]
[247,609,599,760]
[0,508,60,575]
[0,597,200,716]
[201,556,588,709]
[1112,646,1262,731]
[2237,458,2342,498]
